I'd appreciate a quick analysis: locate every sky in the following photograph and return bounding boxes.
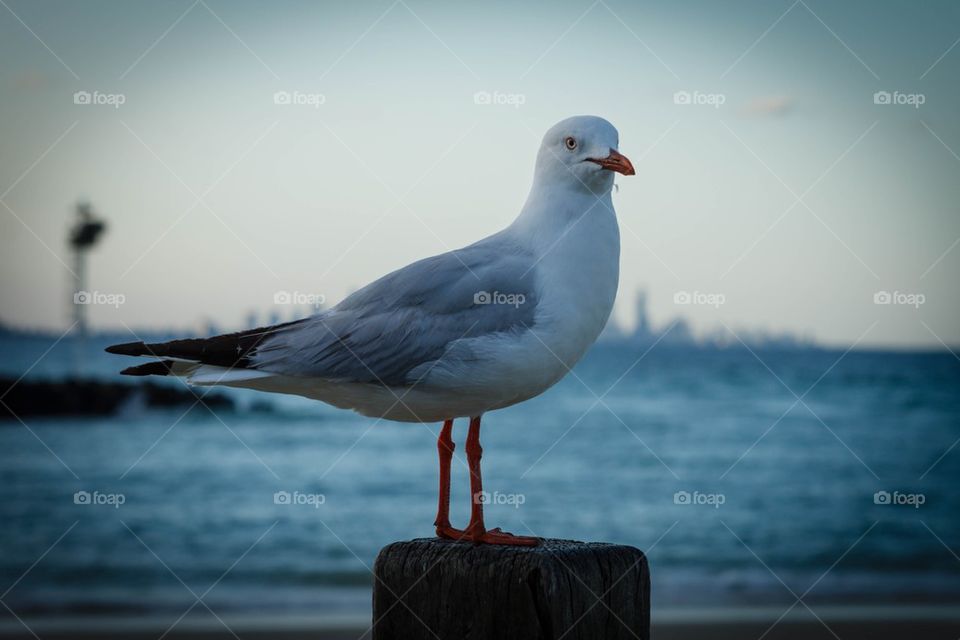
[0,0,958,348]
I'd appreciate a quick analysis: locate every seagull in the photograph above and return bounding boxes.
[107,115,634,546]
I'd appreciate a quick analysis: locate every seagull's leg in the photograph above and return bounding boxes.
[434,419,466,539]
[463,415,539,546]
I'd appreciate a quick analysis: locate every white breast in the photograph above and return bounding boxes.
[527,197,621,373]
[419,192,622,413]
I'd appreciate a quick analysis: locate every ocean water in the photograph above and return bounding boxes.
[1,333,958,620]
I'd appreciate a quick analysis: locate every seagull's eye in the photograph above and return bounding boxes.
[564,136,577,151]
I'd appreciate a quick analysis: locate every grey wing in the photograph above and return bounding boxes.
[250,232,538,386]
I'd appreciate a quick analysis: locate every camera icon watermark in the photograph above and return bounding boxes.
[873,290,924,309]
[473,290,526,308]
[273,290,325,307]
[673,490,725,508]
[873,91,925,108]
[73,290,125,308]
[673,290,725,308]
[274,490,325,508]
[673,90,725,108]
[473,90,526,108]
[73,490,125,508]
[73,90,126,109]
[873,490,924,508]
[273,90,326,108]
[474,490,525,508]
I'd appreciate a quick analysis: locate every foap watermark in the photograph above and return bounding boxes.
[874,290,925,309]
[873,91,925,109]
[73,90,126,109]
[874,490,925,509]
[273,90,326,108]
[474,290,525,308]
[674,290,725,308]
[74,490,125,508]
[274,490,326,508]
[274,290,325,307]
[673,90,726,108]
[475,490,525,508]
[473,90,526,108]
[674,490,725,508]
[74,290,125,308]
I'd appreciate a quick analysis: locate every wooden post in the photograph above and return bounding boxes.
[372,537,649,640]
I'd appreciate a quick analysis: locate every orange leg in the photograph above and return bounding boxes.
[434,419,460,534]
[457,415,538,546]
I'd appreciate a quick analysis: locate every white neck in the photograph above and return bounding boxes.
[510,181,617,255]
[505,177,621,369]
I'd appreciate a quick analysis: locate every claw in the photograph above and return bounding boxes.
[436,524,538,546]
[475,529,539,546]
[436,525,469,541]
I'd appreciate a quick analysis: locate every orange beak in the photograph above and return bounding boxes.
[588,149,636,176]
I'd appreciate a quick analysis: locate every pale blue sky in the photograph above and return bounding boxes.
[1,0,958,347]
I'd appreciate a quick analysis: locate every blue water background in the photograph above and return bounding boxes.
[1,332,958,618]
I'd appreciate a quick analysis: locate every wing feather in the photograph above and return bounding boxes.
[251,231,538,385]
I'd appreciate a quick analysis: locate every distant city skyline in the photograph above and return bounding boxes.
[1,1,958,349]
[598,289,815,349]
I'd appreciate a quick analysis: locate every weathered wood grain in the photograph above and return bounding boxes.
[372,537,649,640]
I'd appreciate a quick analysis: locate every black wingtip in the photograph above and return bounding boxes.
[120,360,175,376]
[106,341,147,356]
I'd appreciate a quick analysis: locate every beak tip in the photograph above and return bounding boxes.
[608,149,635,176]
[587,149,636,176]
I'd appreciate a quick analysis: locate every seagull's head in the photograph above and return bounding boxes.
[534,115,635,195]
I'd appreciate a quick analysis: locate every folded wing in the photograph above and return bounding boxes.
[251,232,538,385]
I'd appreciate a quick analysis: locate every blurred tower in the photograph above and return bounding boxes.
[68,201,107,336]
[633,290,651,341]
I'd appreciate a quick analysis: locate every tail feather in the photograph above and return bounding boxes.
[106,342,151,356]
[106,320,305,378]
[120,360,177,376]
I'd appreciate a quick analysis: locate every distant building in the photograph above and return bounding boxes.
[627,289,693,346]
[599,288,814,350]
[68,202,107,337]
[634,290,651,339]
